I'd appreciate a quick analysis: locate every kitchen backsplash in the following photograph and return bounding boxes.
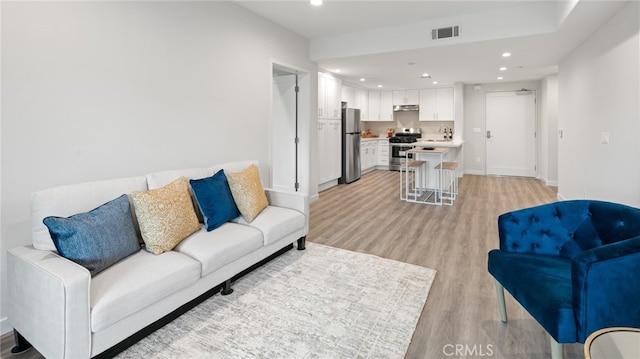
[362,111,454,140]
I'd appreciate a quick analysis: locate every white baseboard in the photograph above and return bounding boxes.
[1,316,12,335]
[318,179,338,193]
[557,193,566,201]
[539,176,558,187]
[464,170,485,176]
[310,193,320,203]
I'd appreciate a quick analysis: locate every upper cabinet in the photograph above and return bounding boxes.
[393,90,419,106]
[341,85,354,109]
[380,91,394,121]
[366,91,394,122]
[368,91,380,121]
[419,87,454,121]
[318,72,342,120]
[341,84,368,121]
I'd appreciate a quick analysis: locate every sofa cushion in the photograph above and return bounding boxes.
[31,176,148,252]
[174,223,263,277]
[190,170,240,231]
[90,250,200,332]
[43,194,141,276]
[131,177,201,255]
[232,206,305,246]
[226,164,269,223]
[488,250,576,342]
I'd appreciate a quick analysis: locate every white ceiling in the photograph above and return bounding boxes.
[235,0,629,90]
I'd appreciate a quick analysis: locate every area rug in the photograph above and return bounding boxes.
[116,243,436,359]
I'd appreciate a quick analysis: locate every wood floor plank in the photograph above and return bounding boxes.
[1,171,584,359]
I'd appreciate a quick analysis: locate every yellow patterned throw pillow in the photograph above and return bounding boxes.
[226,164,268,223]
[131,176,201,255]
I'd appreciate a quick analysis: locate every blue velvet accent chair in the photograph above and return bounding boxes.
[487,200,640,359]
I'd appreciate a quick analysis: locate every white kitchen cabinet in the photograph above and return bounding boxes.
[360,140,378,172]
[380,91,394,121]
[377,139,389,166]
[368,91,381,121]
[367,91,393,122]
[360,141,368,171]
[341,85,355,109]
[355,88,368,121]
[341,85,368,121]
[318,118,342,184]
[318,72,341,120]
[393,90,419,106]
[329,119,342,180]
[419,87,454,121]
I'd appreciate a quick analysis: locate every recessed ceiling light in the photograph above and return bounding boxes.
[432,81,438,85]
[310,0,323,6]
[497,76,504,80]
[334,69,341,73]
[502,52,511,57]
[499,67,507,71]
[421,73,430,78]
[359,78,366,82]
[377,85,383,88]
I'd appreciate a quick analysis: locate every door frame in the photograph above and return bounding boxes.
[484,90,538,177]
[270,60,311,195]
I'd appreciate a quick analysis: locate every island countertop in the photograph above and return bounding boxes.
[414,139,464,148]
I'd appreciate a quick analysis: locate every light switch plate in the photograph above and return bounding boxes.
[601,132,610,144]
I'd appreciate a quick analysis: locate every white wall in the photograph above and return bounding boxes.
[463,80,542,175]
[557,1,639,205]
[0,1,317,333]
[540,75,559,186]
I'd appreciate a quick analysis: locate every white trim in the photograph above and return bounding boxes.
[464,170,485,176]
[270,59,312,197]
[1,316,12,335]
[557,193,566,201]
[310,193,320,203]
[318,179,338,192]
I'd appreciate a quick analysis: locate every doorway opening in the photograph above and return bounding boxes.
[271,62,310,194]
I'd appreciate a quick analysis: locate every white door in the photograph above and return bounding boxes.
[486,91,536,177]
[272,74,297,191]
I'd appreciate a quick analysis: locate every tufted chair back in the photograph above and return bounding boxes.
[498,200,640,258]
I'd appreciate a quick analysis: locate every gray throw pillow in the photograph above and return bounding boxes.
[43,194,141,276]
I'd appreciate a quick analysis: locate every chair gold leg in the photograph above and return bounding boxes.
[550,336,563,359]
[494,279,508,322]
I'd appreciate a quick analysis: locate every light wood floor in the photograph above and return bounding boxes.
[1,171,583,358]
[309,171,583,359]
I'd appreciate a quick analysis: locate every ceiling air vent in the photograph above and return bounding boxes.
[431,25,460,40]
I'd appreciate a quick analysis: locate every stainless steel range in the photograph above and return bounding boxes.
[389,128,421,171]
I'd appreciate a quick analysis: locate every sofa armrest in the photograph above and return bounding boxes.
[265,189,309,235]
[7,246,91,359]
[571,236,640,343]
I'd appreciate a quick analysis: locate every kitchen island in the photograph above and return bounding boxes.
[401,147,448,205]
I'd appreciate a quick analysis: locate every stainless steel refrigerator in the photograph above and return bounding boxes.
[339,103,361,184]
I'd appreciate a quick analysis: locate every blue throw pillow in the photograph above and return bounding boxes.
[43,194,141,276]
[190,170,241,231]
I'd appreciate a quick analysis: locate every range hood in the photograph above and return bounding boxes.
[393,104,419,112]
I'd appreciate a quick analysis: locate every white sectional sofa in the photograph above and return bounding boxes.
[7,160,308,358]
